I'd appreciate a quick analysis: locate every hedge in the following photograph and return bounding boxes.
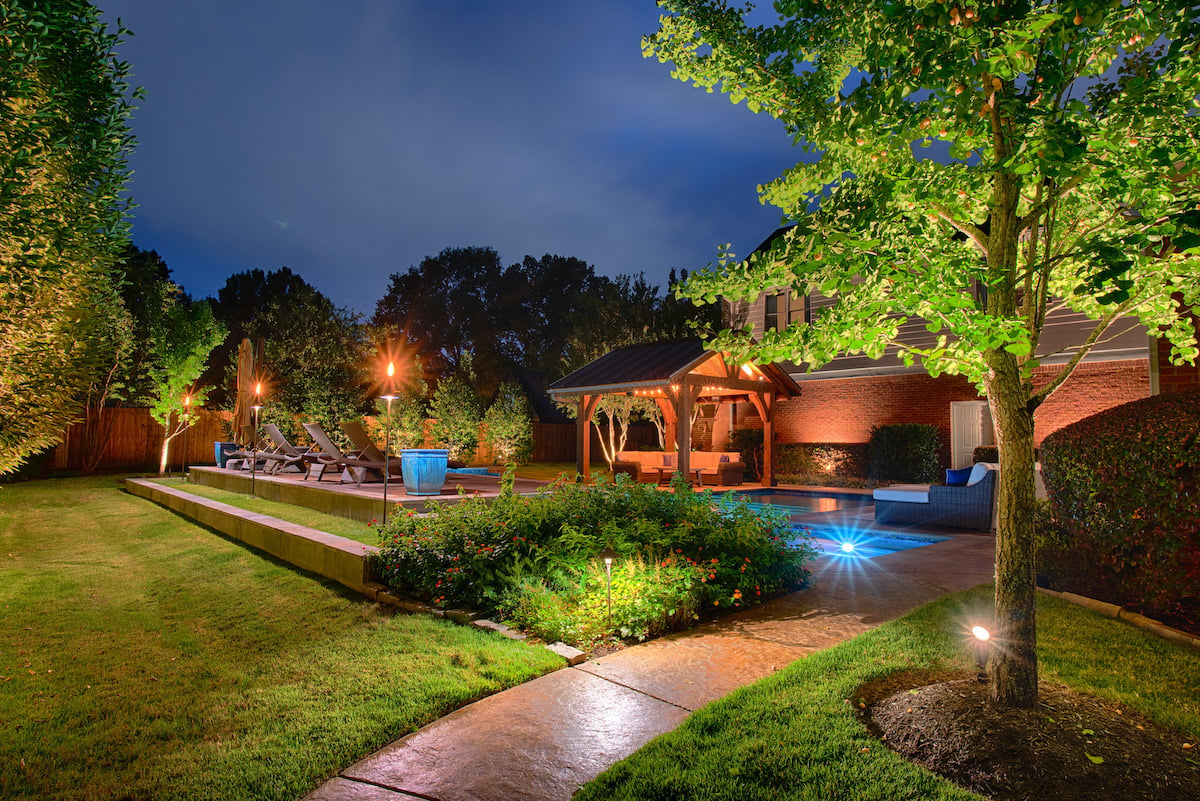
[868,423,942,483]
[1039,389,1200,617]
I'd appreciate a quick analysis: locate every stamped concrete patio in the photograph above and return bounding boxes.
[302,501,995,801]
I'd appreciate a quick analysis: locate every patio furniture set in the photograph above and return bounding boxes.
[223,421,402,488]
[872,462,998,530]
[611,450,746,486]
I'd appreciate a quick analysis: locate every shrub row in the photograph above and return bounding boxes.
[1039,389,1200,618]
[372,475,816,647]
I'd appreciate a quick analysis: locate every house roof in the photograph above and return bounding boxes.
[547,338,799,399]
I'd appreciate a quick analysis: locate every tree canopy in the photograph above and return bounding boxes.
[0,0,137,474]
[648,0,1200,707]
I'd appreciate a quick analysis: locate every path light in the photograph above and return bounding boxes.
[250,382,263,499]
[971,625,991,682]
[599,547,619,631]
[381,360,397,526]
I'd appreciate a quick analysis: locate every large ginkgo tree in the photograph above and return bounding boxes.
[646,0,1200,707]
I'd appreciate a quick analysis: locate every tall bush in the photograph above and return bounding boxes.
[868,424,941,483]
[483,383,533,464]
[1040,390,1200,617]
[428,369,481,464]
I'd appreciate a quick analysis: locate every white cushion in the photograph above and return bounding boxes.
[966,462,995,486]
[873,484,930,503]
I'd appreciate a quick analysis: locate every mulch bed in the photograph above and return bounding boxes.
[859,671,1200,801]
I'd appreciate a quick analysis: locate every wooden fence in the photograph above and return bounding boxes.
[49,408,231,472]
[44,409,665,473]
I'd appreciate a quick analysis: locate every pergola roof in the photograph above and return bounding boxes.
[547,338,800,400]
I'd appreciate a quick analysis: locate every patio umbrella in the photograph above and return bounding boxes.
[233,338,255,445]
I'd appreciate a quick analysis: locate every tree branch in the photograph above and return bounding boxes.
[1030,307,1133,408]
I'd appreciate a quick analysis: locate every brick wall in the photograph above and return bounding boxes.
[737,359,1152,462]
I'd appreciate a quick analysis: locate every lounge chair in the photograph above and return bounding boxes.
[259,423,318,474]
[872,462,998,530]
[301,422,398,487]
[338,420,404,477]
[223,437,274,470]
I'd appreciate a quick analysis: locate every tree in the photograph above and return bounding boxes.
[428,355,483,463]
[482,383,534,464]
[0,1,137,474]
[146,300,225,475]
[372,247,514,397]
[208,268,370,444]
[648,0,1200,707]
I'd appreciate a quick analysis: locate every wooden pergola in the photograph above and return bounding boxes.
[546,339,800,485]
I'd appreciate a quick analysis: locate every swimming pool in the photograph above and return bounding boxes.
[725,488,874,515]
[806,531,948,558]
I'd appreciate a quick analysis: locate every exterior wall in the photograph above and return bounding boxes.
[1155,313,1200,395]
[737,359,1152,463]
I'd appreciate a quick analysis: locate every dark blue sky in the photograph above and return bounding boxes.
[99,0,800,314]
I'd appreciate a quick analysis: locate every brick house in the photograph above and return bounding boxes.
[717,229,1200,469]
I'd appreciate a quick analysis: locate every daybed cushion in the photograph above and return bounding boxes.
[945,467,973,486]
[873,484,931,504]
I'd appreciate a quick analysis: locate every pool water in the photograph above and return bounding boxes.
[725,488,873,515]
[806,532,948,558]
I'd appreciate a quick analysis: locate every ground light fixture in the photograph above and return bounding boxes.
[381,360,397,526]
[971,625,991,682]
[599,547,619,631]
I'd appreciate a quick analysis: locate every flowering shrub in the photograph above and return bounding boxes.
[371,476,816,647]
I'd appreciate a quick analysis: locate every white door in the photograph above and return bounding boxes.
[950,401,995,469]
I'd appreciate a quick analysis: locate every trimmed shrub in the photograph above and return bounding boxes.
[972,445,999,463]
[371,477,816,648]
[775,443,871,487]
[1039,389,1200,619]
[868,423,942,483]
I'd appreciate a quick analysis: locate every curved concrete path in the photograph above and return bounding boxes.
[304,528,995,801]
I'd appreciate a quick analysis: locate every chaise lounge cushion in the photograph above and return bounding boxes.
[872,484,930,503]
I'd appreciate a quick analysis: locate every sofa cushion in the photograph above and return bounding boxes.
[966,462,992,486]
[945,466,973,486]
[873,484,930,503]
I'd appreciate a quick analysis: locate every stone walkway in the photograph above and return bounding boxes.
[304,522,995,801]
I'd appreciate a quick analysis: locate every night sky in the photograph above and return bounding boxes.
[97,0,802,315]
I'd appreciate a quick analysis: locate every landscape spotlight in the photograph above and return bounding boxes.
[971,625,991,682]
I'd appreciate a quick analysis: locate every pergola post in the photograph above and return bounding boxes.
[654,397,677,452]
[748,390,776,487]
[576,394,600,482]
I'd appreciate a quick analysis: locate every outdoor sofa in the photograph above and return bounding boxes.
[872,462,998,531]
[611,450,745,486]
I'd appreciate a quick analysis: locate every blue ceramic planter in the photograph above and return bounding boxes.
[401,449,449,495]
[214,441,238,467]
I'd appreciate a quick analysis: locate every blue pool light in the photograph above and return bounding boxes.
[840,541,857,554]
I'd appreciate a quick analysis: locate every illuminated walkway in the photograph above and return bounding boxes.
[304,516,995,801]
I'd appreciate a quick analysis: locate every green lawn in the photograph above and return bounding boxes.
[577,585,1200,801]
[152,477,382,544]
[0,475,564,801]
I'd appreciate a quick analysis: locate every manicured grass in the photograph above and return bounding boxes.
[152,476,381,544]
[0,475,564,801]
[577,585,1200,801]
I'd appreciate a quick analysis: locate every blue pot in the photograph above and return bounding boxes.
[214,441,238,467]
[401,449,449,495]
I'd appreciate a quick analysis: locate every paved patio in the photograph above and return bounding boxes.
[300,496,995,801]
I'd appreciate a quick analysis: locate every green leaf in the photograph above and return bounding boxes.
[1085,753,1104,765]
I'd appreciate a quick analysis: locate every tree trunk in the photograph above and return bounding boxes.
[985,354,1039,708]
[159,438,170,477]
